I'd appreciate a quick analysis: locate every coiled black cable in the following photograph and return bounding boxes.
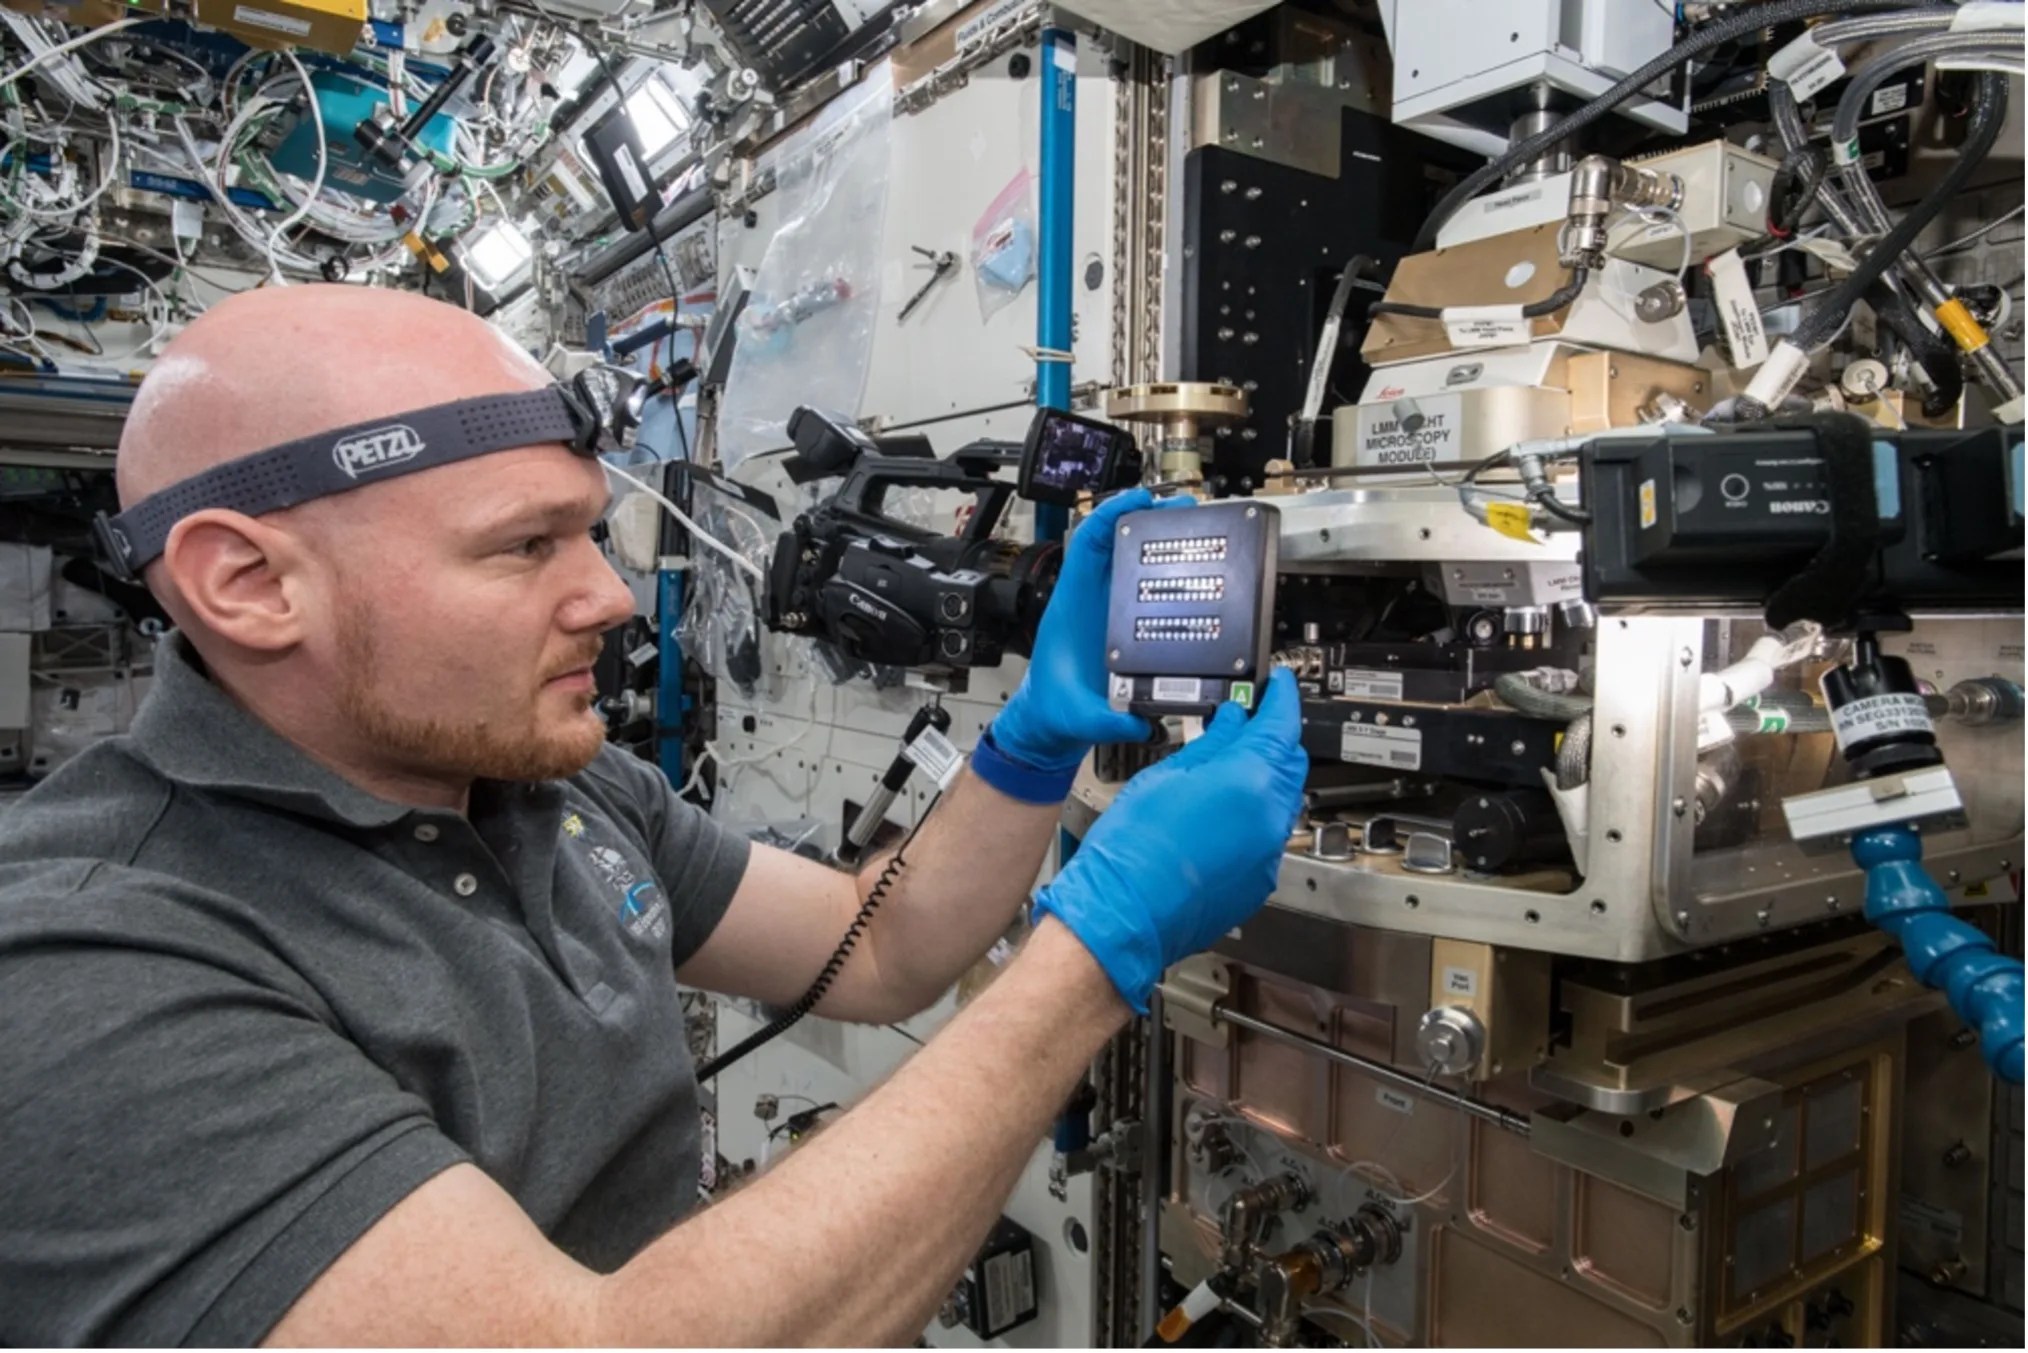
[1864,279,1965,418]
[1786,73,2008,354]
[1412,0,1948,253]
[694,794,941,1083]
[1766,145,1829,241]
[1366,268,1590,321]
[1738,70,2009,419]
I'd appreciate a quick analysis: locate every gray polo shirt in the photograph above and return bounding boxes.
[0,636,751,1345]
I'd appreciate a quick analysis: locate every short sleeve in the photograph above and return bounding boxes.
[0,907,469,1346]
[575,746,752,969]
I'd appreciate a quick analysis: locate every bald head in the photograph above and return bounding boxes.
[116,284,551,508]
[109,284,634,809]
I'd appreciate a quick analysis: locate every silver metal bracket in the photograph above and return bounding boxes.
[1160,955,1232,1048]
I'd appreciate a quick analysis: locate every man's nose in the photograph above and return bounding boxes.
[562,538,638,634]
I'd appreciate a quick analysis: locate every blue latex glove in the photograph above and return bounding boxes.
[1033,668,1309,1013]
[991,488,1194,771]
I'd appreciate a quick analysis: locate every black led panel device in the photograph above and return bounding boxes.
[1105,499,1279,717]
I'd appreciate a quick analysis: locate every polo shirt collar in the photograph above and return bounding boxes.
[129,634,415,830]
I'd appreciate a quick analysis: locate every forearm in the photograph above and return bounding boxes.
[853,766,1062,1009]
[596,918,1126,1345]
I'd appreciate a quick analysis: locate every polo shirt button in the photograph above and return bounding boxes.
[414,823,440,843]
[452,873,479,897]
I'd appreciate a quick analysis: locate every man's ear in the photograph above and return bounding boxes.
[159,510,320,653]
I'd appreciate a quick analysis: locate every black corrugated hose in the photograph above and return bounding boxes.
[1865,279,1966,418]
[1411,0,1953,253]
[1779,72,2009,357]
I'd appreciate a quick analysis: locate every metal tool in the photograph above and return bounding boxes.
[898,245,959,322]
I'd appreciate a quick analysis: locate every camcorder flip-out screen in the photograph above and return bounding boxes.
[1018,407,1142,506]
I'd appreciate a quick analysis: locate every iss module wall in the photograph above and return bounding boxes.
[2,0,2024,1348]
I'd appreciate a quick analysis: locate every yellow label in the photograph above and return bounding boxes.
[1639,478,1658,529]
[1484,501,1539,543]
[1964,880,1990,899]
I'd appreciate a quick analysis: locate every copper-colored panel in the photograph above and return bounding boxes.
[1335,999,1396,1063]
[1329,1060,1459,1203]
[1467,1116,1557,1254]
[1361,229,1572,365]
[1180,1031,1232,1100]
[1431,1226,1669,1348]
[1573,1176,1678,1310]
[1233,978,1330,1141]
[1563,349,1718,432]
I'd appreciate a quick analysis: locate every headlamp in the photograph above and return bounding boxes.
[95,371,627,584]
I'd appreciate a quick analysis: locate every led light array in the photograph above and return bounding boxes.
[1134,616,1222,642]
[1141,535,1228,564]
[1138,575,1225,602]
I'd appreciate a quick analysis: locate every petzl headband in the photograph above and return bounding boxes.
[94,384,604,583]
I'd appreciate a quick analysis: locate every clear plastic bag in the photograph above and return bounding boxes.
[971,168,1037,321]
[676,477,777,699]
[717,73,893,471]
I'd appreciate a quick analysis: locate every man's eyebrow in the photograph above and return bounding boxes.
[467,492,611,537]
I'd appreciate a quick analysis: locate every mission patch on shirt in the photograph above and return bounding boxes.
[0,636,751,1345]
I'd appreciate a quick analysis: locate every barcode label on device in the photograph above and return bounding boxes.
[1341,669,1405,700]
[1152,677,1204,703]
[1340,722,1423,770]
[902,725,965,790]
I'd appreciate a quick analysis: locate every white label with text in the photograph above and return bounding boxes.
[1708,248,1770,368]
[1340,722,1423,771]
[1376,1087,1415,1115]
[234,6,314,36]
[1768,30,1846,99]
[1354,392,1462,468]
[1443,305,1530,350]
[1341,669,1405,701]
[1442,965,1479,998]
[1830,693,1934,751]
[902,725,965,791]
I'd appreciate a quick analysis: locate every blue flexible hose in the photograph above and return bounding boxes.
[1854,827,2024,1083]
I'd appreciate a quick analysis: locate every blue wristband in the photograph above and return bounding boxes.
[971,726,1080,804]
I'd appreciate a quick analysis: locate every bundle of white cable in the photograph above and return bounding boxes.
[0,13,134,110]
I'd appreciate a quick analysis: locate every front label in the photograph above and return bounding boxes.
[1376,1087,1415,1115]
[1831,692,1934,750]
[1340,722,1423,770]
[234,5,314,36]
[1871,83,1911,116]
[1443,311,1531,350]
[1353,392,1462,468]
[1768,30,1846,99]
[1152,676,1204,703]
[903,724,965,790]
[1899,1197,1965,1244]
[1340,669,1405,701]
[981,1246,1035,1335]
[1708,248,1770,368]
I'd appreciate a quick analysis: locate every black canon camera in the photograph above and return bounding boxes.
[763,405,1140,677]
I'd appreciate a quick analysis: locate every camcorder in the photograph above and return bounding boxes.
[763,405,1141,680]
